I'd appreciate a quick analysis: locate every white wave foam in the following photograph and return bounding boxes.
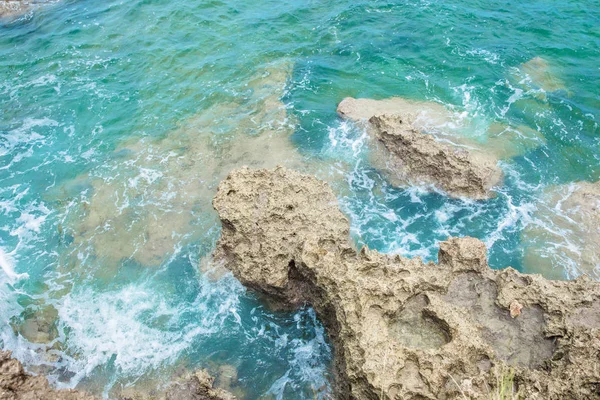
[54,273,244,389]
[264,309,331,399]
[326,120,368,159]
[0,247,28,283]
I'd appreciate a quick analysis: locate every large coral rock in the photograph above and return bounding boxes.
[337,98,504,199]
[213,167,600,399]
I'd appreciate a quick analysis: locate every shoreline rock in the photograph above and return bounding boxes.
[337,97,504,199]
[0,0,46,19]
[0,350,235,400]
[369,114,503,199]
[213,166,600,399]
[0,350,95,400]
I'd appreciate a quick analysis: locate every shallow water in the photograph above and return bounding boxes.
[0,0,599,398]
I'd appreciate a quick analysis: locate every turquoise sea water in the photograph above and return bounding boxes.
[0,0,599,398]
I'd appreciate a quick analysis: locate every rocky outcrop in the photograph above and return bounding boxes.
[337,98,504,199]
[369,114,502,199]
[213,167,600,399]
[1,350,235,400]
[0,0,40,18]
[118,369,237,400]
[0,350,95,400]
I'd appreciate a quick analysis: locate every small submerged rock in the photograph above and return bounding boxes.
[0,1,30,18]
[212,166,600,399]
[515,56,566,94]
[0,0,55,19]
[521,181,600,280]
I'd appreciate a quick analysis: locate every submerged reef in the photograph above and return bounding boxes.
[522,181,600,280]
[0,350,235,400]
[212,166,600,399]
[50,59,305,270]
[514,57,566,94]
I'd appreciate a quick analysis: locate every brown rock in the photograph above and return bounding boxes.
[0,350,95,400]
[1,350,236,400]
[337,98,504,199]
[213,166,600,399]
[163,370,236,400]
[0,0,43,18]
[369,114,502,199]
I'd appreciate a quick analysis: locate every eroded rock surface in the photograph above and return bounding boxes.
[118,369,237,400]
[0,350,235,400]
[337,96,545,159]
[0,350,94,400]
[0,1,29,18]
[337,98,505,199]
[213,167,600,399]
[371,113,502,199]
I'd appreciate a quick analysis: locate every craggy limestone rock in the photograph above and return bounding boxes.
[336,96,545,161]
[0,350,95,400]
[1,350,235,400]
[337,98,504,199]
[163,370,236,400]
[372,113,501,199]
[213,166,600,399]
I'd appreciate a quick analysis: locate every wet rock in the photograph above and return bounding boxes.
[116,369,235,400]
[337,98,504,199]
[0,0,54,19]
[1,350,236,400]
[11,304,59,344]
[0,1,30,18]
[212,166,600,399]
[0,350,95,400]
[163,370,236,400]
[371,114,502,199]
[337,96,545,161]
